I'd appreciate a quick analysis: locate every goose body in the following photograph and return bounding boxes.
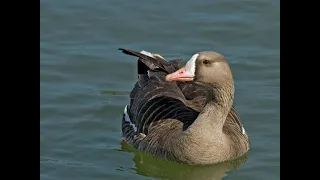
[120,48,249,165]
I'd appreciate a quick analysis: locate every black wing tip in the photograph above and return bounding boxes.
[118,48,128,53]
[118,48,138,56]
[118,48,180,73]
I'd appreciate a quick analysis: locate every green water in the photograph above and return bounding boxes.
[40,0,280,179]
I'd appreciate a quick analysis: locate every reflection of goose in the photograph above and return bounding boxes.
[121,140,248,180]
[120,48,249,165]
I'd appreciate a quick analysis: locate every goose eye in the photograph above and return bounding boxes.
[203,60,210,65]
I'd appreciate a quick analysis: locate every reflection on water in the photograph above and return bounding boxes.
[120,140,248,180]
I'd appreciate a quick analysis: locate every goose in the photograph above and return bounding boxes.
[119,48,249,165]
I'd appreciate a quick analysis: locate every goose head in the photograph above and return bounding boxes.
[165,52,234,86]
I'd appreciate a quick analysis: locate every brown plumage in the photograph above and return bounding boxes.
[119,48,249,165]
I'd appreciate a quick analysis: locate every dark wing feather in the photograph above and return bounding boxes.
[119,48,183,74]
[128,72,192,133]
[120,48,191,136]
